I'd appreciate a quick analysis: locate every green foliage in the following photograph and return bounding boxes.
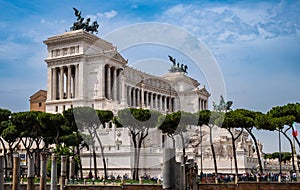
[0,108,11,123]
[1,123,19,142]
[264,152,292,163]
[196,110,211,126]
[47,144,74,177]
[63,108,78,132]
[96,110,114,125]
[268,103,300,122]
[158,112,178,135]
[222,109,255,129]
[72,107,100,132]
[114,108,161,130]
[38,112,65,145]
[158,111,196,135]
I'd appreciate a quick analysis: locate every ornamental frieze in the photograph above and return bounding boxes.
[45,56,82,66]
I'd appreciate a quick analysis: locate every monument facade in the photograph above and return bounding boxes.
[42,27,263,178]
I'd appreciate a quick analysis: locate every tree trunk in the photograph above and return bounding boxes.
[171,135,175,148]
[92,145,98,179]
[131,132,138,180]
[246,128,263,174]
[180,133,186,157]
[282,131,296,171]
[228,129,243,177]
[136,134,144,180]
[209,125,218,175]
[75,142,83,179]
[95,131,108,179]
[0,139,8,177]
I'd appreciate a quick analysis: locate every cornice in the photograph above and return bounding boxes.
[44,30,113,49]
[45,54,83,66]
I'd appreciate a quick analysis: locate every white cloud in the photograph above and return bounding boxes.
[131,4,138,9]
[97,10,118,19]
[160,2,300,44]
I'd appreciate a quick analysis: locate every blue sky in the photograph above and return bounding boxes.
[0,0,299,152]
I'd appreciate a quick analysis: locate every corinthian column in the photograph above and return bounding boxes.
[53,68,57,100]
[75,64,79,98]
[59,66,64,99]
[67,65,71,99]
[107,66,111,100]
[120,70,126,106]
[113,68,117,101]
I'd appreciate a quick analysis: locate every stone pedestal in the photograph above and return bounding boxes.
[162,148,176,190]
[51,154,57,190]
[12,153,20,190]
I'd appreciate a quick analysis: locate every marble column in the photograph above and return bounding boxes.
[69,156,75,181]
[47,67,52,101]
[120,72,126,106]
[127,86,130,106]
[60,156,67,190]
[27,156,35,190]
[59,67,64,99]
[159,95,163,111]
[141,86,144,109]
[137,89,140,108]
[145,91,149,108]
[107,66,111,100]
[113,68,117,101]
[67,65,71,99]
[75,64,79,98]
[12,153,20,190]
[155,94,158,109]
[132,88,136,107]
[50,154,57,190]
[164,96,167,111]
[40,152,48,190]
[53,68,57,100]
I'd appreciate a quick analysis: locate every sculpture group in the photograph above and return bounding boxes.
[212,95,233,112]
[70,8,99,34]
[168,55,188,74]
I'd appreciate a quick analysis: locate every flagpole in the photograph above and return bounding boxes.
[292,122,299,181]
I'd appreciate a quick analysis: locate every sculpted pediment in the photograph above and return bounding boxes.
[110,52,127,64]
[198,87,211,97]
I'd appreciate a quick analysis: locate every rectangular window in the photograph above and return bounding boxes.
[39,102,42,107]
[55,106,58,112]
[70,47,75,54]
[63,48,68,56]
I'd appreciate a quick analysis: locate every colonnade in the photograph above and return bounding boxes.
[50,64,78,100]
[126,85,175,112]
[199,98,208,110]
[104,65,123,102]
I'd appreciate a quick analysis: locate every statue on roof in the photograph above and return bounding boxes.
[212,95,233,112]
[70,8,99,34]
[168,55,188,74]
